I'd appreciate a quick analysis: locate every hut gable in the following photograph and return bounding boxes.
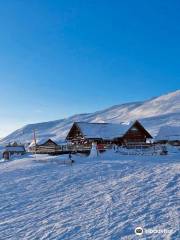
[122,120,152,143]
[29,138,58,148]
[66,123,84,142]
[40,139,58,147]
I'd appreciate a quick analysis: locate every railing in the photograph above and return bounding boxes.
[30,143,154,154]
[30,144,92,154]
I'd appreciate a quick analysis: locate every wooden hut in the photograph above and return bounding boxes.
[155,126,180,146]
[3,145,26,158]
[66,120,152,146]
[29,138,59,154]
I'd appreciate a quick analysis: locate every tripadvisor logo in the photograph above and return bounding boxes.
[135,227,144,236]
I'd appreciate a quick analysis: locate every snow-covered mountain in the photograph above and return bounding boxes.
[1,90,180,145]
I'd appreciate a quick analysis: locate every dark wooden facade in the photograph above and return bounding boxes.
[29,138,91,155]
[3,151,10,160]
[66,123,84,144]
[114,121,152,145]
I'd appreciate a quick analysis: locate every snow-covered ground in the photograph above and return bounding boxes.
[0,151,180,240]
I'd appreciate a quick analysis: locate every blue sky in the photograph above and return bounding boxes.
[0,0,179,136]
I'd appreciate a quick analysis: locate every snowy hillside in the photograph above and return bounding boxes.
[1,90,180,145]
[0,152,179,239]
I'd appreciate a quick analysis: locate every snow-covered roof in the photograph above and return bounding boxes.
[5,146,25,152]
[29,138,47,147]
[76,122,134,140]
[29,138,58,147]
[155,126,180,141]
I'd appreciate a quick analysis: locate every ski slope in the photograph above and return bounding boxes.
[0,151,179,240]
[0,90,180,145]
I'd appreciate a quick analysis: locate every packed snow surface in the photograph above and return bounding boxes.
[0,151,179,240]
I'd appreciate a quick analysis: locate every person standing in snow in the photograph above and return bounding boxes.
[113,144,118,152]
[113,144,116,151]
[69,152,72,161]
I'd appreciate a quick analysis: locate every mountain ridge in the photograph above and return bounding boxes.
[1,90,179,145]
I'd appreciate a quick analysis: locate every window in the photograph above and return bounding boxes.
[131,127,138,132]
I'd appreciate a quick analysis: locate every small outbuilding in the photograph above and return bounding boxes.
[3,144,26,159]
[155,126,180,146]
[29,138,58,154]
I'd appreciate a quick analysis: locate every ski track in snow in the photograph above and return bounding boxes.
[0,153,180,240]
